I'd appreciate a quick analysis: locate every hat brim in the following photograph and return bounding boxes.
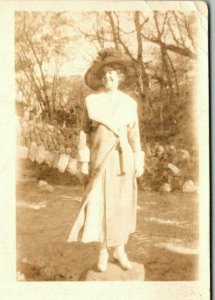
[84,56,140,90]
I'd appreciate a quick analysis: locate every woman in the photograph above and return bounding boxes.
[67,48,144,272]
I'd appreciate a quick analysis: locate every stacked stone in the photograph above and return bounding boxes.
[17,116,198,192]
[17,117,79,175]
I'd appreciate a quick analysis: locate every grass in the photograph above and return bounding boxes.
[16,174,198,281]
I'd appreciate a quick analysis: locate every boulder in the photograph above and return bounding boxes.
[67,158,78,175]
[59,144,66,154]
[44,150,54,167]
[36,122,43,131]
[17,271,25,281]
[182,180,197,192]
[178,149,190,161]
[18,145,29,159]
[38,180,54,193]
[57,153,70,173]
[167,163,180,175]
[35,145,45,164]
[156,145,164,157]
[84,262,145,281]
[160,183,171,192]
[38,180,48,187]
[23,110,30,120]
[28,141,37,162]
[22,127,30,138]
[47,124,55,132]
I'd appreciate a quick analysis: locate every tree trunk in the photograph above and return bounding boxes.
[105,12,120,51]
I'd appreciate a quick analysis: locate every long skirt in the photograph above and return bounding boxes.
[67,124,137,247]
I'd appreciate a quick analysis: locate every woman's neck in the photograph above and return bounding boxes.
[104,87,119,93]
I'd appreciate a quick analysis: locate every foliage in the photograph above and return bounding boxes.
[139,140,198,192]
[15,12,77,118]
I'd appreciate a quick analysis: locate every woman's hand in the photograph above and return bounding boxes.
[133,151,145,177]
[80,162,89,175]
[135,166,144,178]
[78,162,90,187]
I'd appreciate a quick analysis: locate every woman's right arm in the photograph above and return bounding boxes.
[78,104,91,174]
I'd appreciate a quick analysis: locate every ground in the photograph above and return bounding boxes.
[16,160,198,281]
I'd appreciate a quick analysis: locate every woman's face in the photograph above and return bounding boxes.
[101,66,124,91]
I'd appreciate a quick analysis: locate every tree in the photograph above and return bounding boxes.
[74,10,197,144]
[15,12,74,119]
[15,10,198,147]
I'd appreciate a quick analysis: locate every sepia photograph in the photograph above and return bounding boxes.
[0,0,210,299]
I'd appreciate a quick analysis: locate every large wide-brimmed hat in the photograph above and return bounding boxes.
[84,48,140,90]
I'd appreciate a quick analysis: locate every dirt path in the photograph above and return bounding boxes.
[16,178,198,281]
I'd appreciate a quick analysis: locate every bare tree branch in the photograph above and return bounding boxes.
[166,52,179,92]
[141,32,197,60]
[105,11,120,50]
[182,13,197,52]
[113,12,136,61]
[17,43,44,91]
[161,12,169,36]
[172,11,186,48]
[154,12,173,98]
[167,19,183,48]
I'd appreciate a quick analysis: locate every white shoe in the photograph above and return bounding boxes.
[97,249,109,272]
[113,248,132,270]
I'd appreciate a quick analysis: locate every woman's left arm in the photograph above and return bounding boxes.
[127,108,145,177]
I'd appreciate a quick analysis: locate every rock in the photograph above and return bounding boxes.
[43,124,49,132]
[178,149,190,161]
[38,180,54,193]
[25,137,31,148]
[66,147,72,155]
[44,150,54,167]
[145,143,152,157]
[57,153,70,173]
[57,134,65,144]
[18,145,29,159]
[142,186,152,192]
[38,180,48,187]
[40,131,47,141]
[19,135,26,146]
[34,128,40,135]
[52,151,60,168]
[167,163,180,175]
[20,120,29,128]
[28,141,37,162]
[47,134,53,144]
[52,139,59,150]
[156,145,164,157]
[36,122,43,131]
[84,262,145,281]
[22,127,30,138]
[17,271,25,281]
[35,134,42,146]
[166,145,177,156]
[67,158,78,175]
[29,124,35,132]
[48,142,55,152]
[182,180,197,192]
[30,132,37,142]
[150,157,159,166]
[43,140,48,150]
[35,145,45,164]
[47,124,55,132]
[59,144,66,154]
[23,110,30,120]
[160,183,171,192]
